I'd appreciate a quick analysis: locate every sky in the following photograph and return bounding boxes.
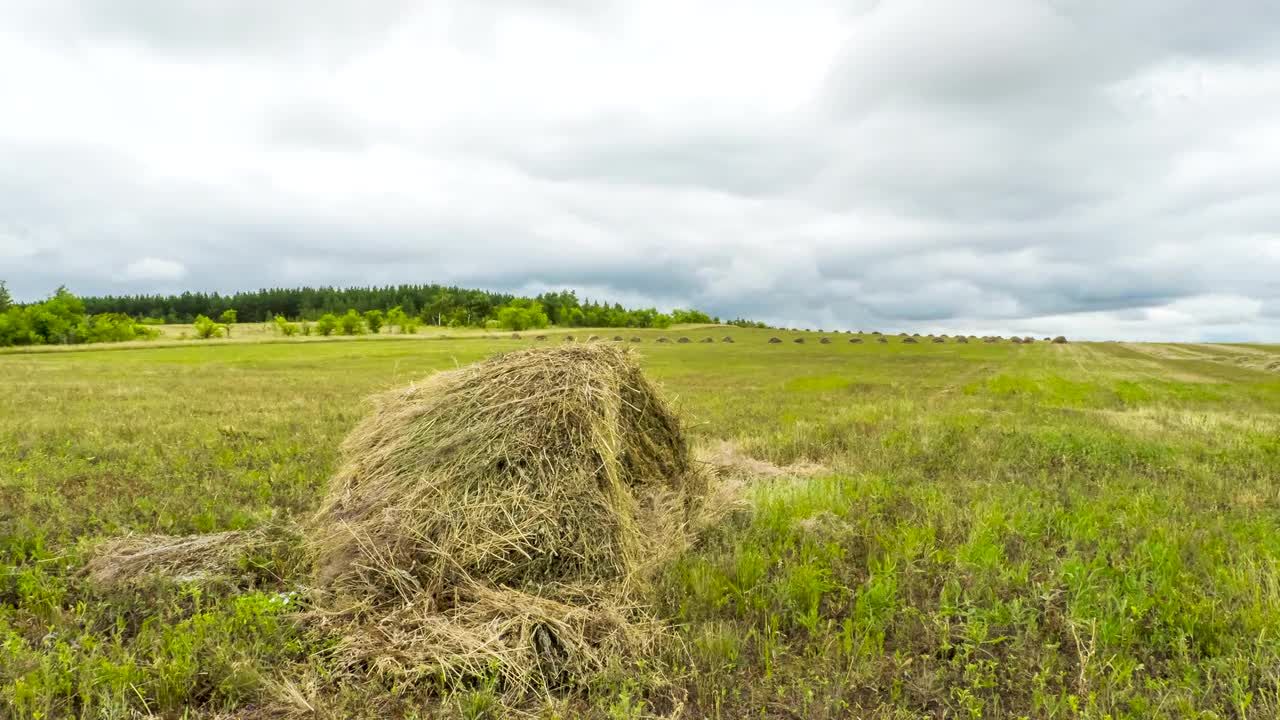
[2,1,1279,341]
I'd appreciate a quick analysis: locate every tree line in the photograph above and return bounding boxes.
[76,284,730,329]
[2,282,764,347]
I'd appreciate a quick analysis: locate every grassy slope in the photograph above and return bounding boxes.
[2,329,1280,718]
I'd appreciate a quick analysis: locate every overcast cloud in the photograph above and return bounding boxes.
[2,0,1279,340]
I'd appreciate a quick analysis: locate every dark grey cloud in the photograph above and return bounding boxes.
[2,0,1279,340]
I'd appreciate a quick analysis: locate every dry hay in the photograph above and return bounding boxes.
[793,337,805,344]
[1053,336,1068,344]
[819,337,832,344]
[849,337,863,344]
[721,336,734,343]
[564,335,576,342]
[612,336,624,342]
[984,336,998,343]
[629,336,642,343]
[84,527,300,589]
[768,337,782,344]
[697,440,825,482]
[902,336,918,344]
[955,336,969,343]
[309,345,708,694]
[656,337,672,343]
[877,336,888,343]
[932,337,945,343]
[677,337,692,344]
[588,335,600,342]
[535,335,548,341]
[511,333,521,340]
[699,337,714,343]
[1023,336,1036,343]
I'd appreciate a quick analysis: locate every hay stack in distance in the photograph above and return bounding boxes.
[793,337,805,344]
[932,337,945,343]
[310,345,705,689]
[877,336,888,343]
[535,335,548,341]
[850,337,863,344]
[588,335,600,342]
[768,337,782,344]
[819,337,832,344]
[699,337,714,343]
[612,335,624,342]
[677,337,691,344]
[1053,336,1068,344]
[565,335,576,342]
[721,336,734,343]
[510,333,521,340]
[956,336,969,343]
[657,337,671,343]
[903,336,918,344]
[630,336,642,343]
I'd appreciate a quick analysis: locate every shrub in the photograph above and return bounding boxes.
[364,310,385,335]
[273,315,299,337]
[193,315,224,339]
[338,309,365,335]
[315,313,339,337]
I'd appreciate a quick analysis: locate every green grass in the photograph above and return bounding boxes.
[3,329,1280,718]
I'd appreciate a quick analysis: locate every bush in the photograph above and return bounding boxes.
[364,310,385,335]
[315,313,339,337]
[192,315,225,339]
[273,315,300,337]
[338,309,365,335]
[496,301,550,331]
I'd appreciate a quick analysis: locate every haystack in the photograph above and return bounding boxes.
[699,337,714,343]
[1053,336,1068,344]
[677,337,691,344]
[536,335,548,341]
[768,337,782,344]
[877,337,888,343]
[588,335,600,342]
[955,336,969,344]
[932,337,945,343]
[630,337,642,343]
[819,337,831,344]
[613,336,624,342]
[310,345,706,691]
[850,337,863,344]
[793,338,805,344]
[511,333,521,340]
[721,336,734,343]
[902,336,918,344]
[983,336,998,343]
[657,337,672,343]
[564,335,576,342]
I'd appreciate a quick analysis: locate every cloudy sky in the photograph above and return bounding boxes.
[2,1,1279,340]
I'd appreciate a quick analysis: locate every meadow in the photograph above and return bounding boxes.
[3,327,1280,718]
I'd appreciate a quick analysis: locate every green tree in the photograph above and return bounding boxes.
[496,301,550,331]
[364,309,385,334]
[315,313,339,336]
[0,280,10,312]
[219,309,238,337]
[338,309,365,335]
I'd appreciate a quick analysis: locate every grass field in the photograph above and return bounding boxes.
[3,328,1280,718]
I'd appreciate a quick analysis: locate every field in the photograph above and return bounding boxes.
[3,328,1280,719]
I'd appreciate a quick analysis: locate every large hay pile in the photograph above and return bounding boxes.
[309,345,706,692]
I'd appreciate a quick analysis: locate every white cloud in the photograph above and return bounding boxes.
[0,0,1278,340]
[122,257,187,282]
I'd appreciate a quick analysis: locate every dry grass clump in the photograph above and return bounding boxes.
[877,337,888,343]
[657,337,672,344]
[630,336,642,343]
[84,527,301,589]
[511,333,521,340]
[535,335,548,341]
[700,337,714,343]
[850,337,863,344]
[956,336,969,344]
[819,337,831,344]
[902,336,918,344]
[588,335,600,342]
[932,337,945,343]
[613,336,624,342]
[309,345,708,694]
[793,338,806,344]
[564,335,576,342]
[721,336,734,343]
[677,337,691,344]
[768,337,782,344]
